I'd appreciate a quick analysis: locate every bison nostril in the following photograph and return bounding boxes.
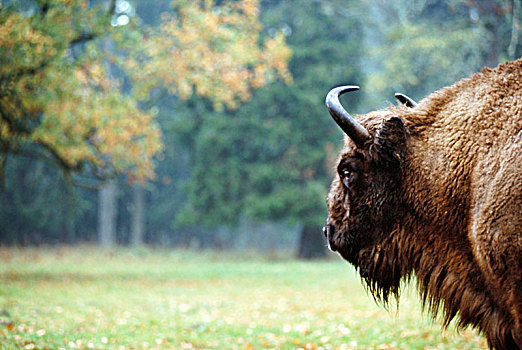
[325,224,335,237]
[324,224,338,251]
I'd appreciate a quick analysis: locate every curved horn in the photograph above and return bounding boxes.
[325,86,370,145]
[394,93,417,108]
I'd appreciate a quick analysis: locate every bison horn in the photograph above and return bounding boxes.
[325,86,370,145]
[394,93,418,108]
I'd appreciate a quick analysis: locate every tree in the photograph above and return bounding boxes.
[361,0,521,106]
[0,0,291,246]
[178,0,364,258]
[98,179,117,247]
[117,0,292,246]
[122,0,291,110]
[1,0,289,183]
[0,0,163,182]
[130,184,145,246]
[0,154,94,245]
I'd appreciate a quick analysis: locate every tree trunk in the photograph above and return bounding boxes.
[98,179,117,247]
[297,224,327,259]
[61,188,75,245]
[478,0,503,67]
[62,208,75,245]
[130,185,146,246]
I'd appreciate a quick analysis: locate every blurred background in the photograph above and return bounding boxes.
[1,0,520,258]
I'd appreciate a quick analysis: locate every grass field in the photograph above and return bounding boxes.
[0,247,487,349]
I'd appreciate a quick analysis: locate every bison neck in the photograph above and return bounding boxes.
[394,130,517,349]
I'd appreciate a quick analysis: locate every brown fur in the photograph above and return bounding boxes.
[325,59,522,349]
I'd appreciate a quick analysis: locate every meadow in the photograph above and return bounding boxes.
[0,247,487,349]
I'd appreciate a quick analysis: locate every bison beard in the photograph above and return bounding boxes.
[324,59,522,350]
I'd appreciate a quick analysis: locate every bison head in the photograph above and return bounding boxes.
[324,86,411,301]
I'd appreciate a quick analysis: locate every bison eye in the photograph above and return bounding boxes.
[341,169,352,188]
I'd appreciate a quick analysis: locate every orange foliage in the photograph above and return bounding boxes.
[0,1,162,181]
[0,0,291,181]
[126,0,292,110]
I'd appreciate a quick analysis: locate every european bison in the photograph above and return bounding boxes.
[324,58,521,349]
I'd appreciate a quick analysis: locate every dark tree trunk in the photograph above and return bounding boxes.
[98,179,117,247]
[61,212,75,245]
[130,185,146,247]
[477,0,504,67]
[297,224,327,259]
[61,191,75,245]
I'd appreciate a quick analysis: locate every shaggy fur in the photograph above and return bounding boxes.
[325,58,522,349]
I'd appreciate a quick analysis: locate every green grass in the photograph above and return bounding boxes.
[0,247,487,349]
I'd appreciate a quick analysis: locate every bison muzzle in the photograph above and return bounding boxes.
[324,58,522,349]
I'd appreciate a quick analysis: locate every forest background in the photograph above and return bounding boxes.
[1,0,521,258]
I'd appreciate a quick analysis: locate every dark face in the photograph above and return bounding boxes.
[324,115,407,278]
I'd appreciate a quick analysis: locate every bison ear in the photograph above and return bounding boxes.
[372,116,406,167]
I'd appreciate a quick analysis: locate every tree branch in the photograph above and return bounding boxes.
[70,33,97,46]
[0,153,6,191]
[39,1,50,18]
[108,0,117,17]
[0,59,51,86]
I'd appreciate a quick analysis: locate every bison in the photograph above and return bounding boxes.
[323,58,521,349]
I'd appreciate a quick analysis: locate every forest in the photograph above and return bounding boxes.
[1,0,521,258]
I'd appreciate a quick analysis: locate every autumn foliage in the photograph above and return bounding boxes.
[0,0,291,181]
[125,0,292,110]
